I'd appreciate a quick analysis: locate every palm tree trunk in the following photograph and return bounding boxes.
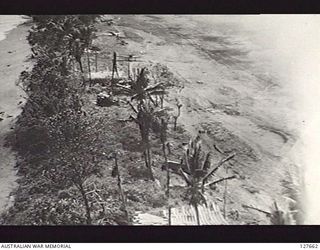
[146,147,154,181]
[144,131,154,181]
[194,204,200,225]
[223,179,228,218]
[95,53,98,72]
[77,58,86,86]
[223,165,229,218]
[143,150,149,169]
[61,57,68,76]
[173,117,177,131]
[72,59,75,76]
[114,155,129,222]
[86,51,92,86]
[127,61,131,79]
[78,183,92,225]
[162,142,171,225]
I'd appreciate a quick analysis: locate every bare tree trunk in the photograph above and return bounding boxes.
[78,183,92,225]
[223,180,227,218]
[95,53,98,72]
[87,51,92,86]
[142,131,154,181]
[194,204,200,225]
[72,59,75,76]
[127,61,132,79]
[223,165,229,218]
[61,57,69,76]
[143,150,149,170]
[78,58,84,73]
[114,155,129,222]
[173,117,178,131]
[173,103,182,131]
[162,141,171,225]
[160,94,164,109]
[146,147,154,181]
[77,58,86,86]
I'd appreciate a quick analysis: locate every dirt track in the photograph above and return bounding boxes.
[103,15,303,224]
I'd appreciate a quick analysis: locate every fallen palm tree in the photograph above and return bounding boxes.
[242,201,297,225]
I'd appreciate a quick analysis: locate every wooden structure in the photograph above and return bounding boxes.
[112,52,142,79]
[164,201,228,225]
[133,200,228,225]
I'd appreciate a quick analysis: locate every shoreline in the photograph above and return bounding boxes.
[0,22,30,214]
[0,16,27,41]
[95,15,304,224]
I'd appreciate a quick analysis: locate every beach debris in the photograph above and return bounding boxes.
[242,184,260,194]
[242,204,271,217]
[229,209,240,220]
[120,40,128,45]
[173,99,182,131]
[100,18,114,25]
[269,201,296,225]
[161,160,187,175]
[107,31,120,37]
[96,92,117,107]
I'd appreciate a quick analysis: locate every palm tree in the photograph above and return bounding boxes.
[179,136,236,225]
[28,15,99,86]
[270,201,296,225]
[118,68,166,103]
[127,68,168,180]
[129,100,169,180]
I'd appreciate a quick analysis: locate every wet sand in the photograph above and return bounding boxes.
[0,23,30,213]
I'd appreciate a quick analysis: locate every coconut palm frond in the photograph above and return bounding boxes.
[148,90,167,96]
[180,168,192,185]
[205,175,236,187]
[127,101,138,114]
[213,144,224,154]
[184,149,191,174]
[202,152,212,171]
[144,82,164,92]
[202,153,236,183]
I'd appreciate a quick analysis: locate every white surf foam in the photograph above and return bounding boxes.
[0,15,26,41]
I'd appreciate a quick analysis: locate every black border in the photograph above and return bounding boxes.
[0,226,320,242]
[0,0,319,14]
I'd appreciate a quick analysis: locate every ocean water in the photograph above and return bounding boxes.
[190,15,320,224]
[0,15,26,41]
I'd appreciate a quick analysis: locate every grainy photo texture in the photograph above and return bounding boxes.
[0,15,319,225]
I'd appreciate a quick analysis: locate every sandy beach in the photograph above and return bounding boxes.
[0,23,30,213]
[95,15,307,223]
